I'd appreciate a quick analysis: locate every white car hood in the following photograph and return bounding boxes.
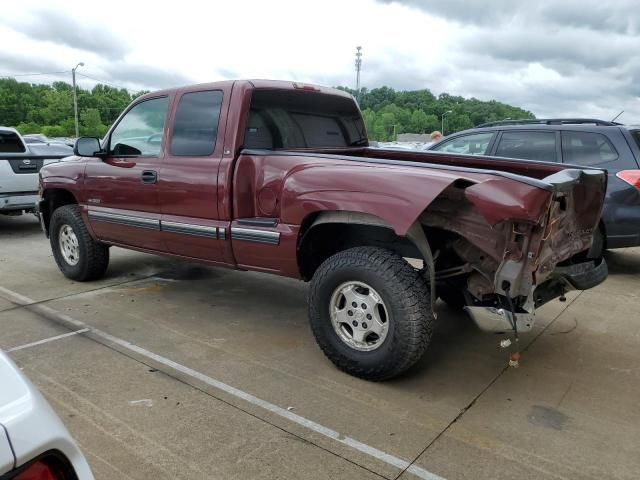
[0,351,94,478]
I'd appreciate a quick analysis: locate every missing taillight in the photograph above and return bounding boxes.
[616,170,640,190]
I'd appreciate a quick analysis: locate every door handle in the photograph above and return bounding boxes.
[141,170,158,184]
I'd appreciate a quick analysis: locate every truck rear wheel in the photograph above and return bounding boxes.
[308,247,435,380]
[50,205,109,281]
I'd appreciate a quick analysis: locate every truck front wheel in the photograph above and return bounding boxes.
[308,247,435,380]
[50,205,109,281]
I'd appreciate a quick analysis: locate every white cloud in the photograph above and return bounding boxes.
[2,0,640,123]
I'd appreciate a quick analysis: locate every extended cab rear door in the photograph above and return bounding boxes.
[158,85,234,264]
[84,95,171,251]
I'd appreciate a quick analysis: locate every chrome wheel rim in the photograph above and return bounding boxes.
[58,224,80,266]
[329,281,389,352]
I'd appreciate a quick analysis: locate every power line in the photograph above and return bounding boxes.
[0,70,70,78]
[75,73,134,91]
[0,70,138,92]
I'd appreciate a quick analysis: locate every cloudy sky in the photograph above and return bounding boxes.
[2,0,640,122]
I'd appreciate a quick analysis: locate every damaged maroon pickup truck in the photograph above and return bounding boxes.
[37,80,608,380]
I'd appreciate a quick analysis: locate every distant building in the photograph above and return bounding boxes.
[397,133,431,142]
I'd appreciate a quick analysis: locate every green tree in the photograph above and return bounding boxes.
[1,78,137,138]
[1,78,535,143]
[348,85,534,141]
[80,108,108,137]
[409,110,429,133]
[15,121,41,134]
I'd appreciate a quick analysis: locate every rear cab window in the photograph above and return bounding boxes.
[0,130,26,153]
[244,90,367,149]
[561,131,618,166]
[494,131,558,162]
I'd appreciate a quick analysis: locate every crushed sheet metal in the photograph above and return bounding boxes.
[0,285,445,480]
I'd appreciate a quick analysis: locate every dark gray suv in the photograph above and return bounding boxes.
[429,119,640,256]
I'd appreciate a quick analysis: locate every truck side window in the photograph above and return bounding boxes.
[561,131,618,166]
[171,90,223,156]
[494,131,557,162]
[109,97,169,157]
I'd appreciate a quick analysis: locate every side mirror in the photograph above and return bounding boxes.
[74,137,103,157]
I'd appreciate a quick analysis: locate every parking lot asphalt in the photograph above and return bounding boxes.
[1,214,639,480]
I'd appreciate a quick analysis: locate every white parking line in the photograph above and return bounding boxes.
[6,328,90,352]
[0,285,444,480]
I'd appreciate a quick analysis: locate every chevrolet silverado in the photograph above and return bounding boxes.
[37,80,608,380]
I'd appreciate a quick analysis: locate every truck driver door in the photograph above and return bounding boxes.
[83,96,171,251]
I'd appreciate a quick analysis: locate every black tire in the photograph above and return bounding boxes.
[308,246,435,381]
[50,205,109,281]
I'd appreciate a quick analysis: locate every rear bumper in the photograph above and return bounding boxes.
[465,306,535,333]
[466,257,608,334]
[531,257,608,309]
[0,192,38,212]
[551,257,609,290]
[602,203,640,248]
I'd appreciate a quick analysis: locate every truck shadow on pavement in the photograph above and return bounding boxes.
[108,257,488,382]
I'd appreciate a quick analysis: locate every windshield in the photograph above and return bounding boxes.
[0,130,26,153]
[245,89,367,149]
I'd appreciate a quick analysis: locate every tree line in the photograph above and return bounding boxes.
[338,86,535,141]
[0,78,145,138]
[0,78,535,140]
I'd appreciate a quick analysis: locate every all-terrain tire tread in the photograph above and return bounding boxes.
[50,204,109,281]
[309,246,435,381]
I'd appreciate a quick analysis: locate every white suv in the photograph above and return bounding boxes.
[0,127,71,215]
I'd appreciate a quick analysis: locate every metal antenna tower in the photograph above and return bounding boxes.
[355,46,363,99]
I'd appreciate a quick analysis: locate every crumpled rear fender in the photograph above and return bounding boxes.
[280,163,553,235]
[464,178,552,226]
[281,164,465,235]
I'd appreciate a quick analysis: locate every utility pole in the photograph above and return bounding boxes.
[441,110,452,135]
[355,46,362,101]
[72,62,84,138]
